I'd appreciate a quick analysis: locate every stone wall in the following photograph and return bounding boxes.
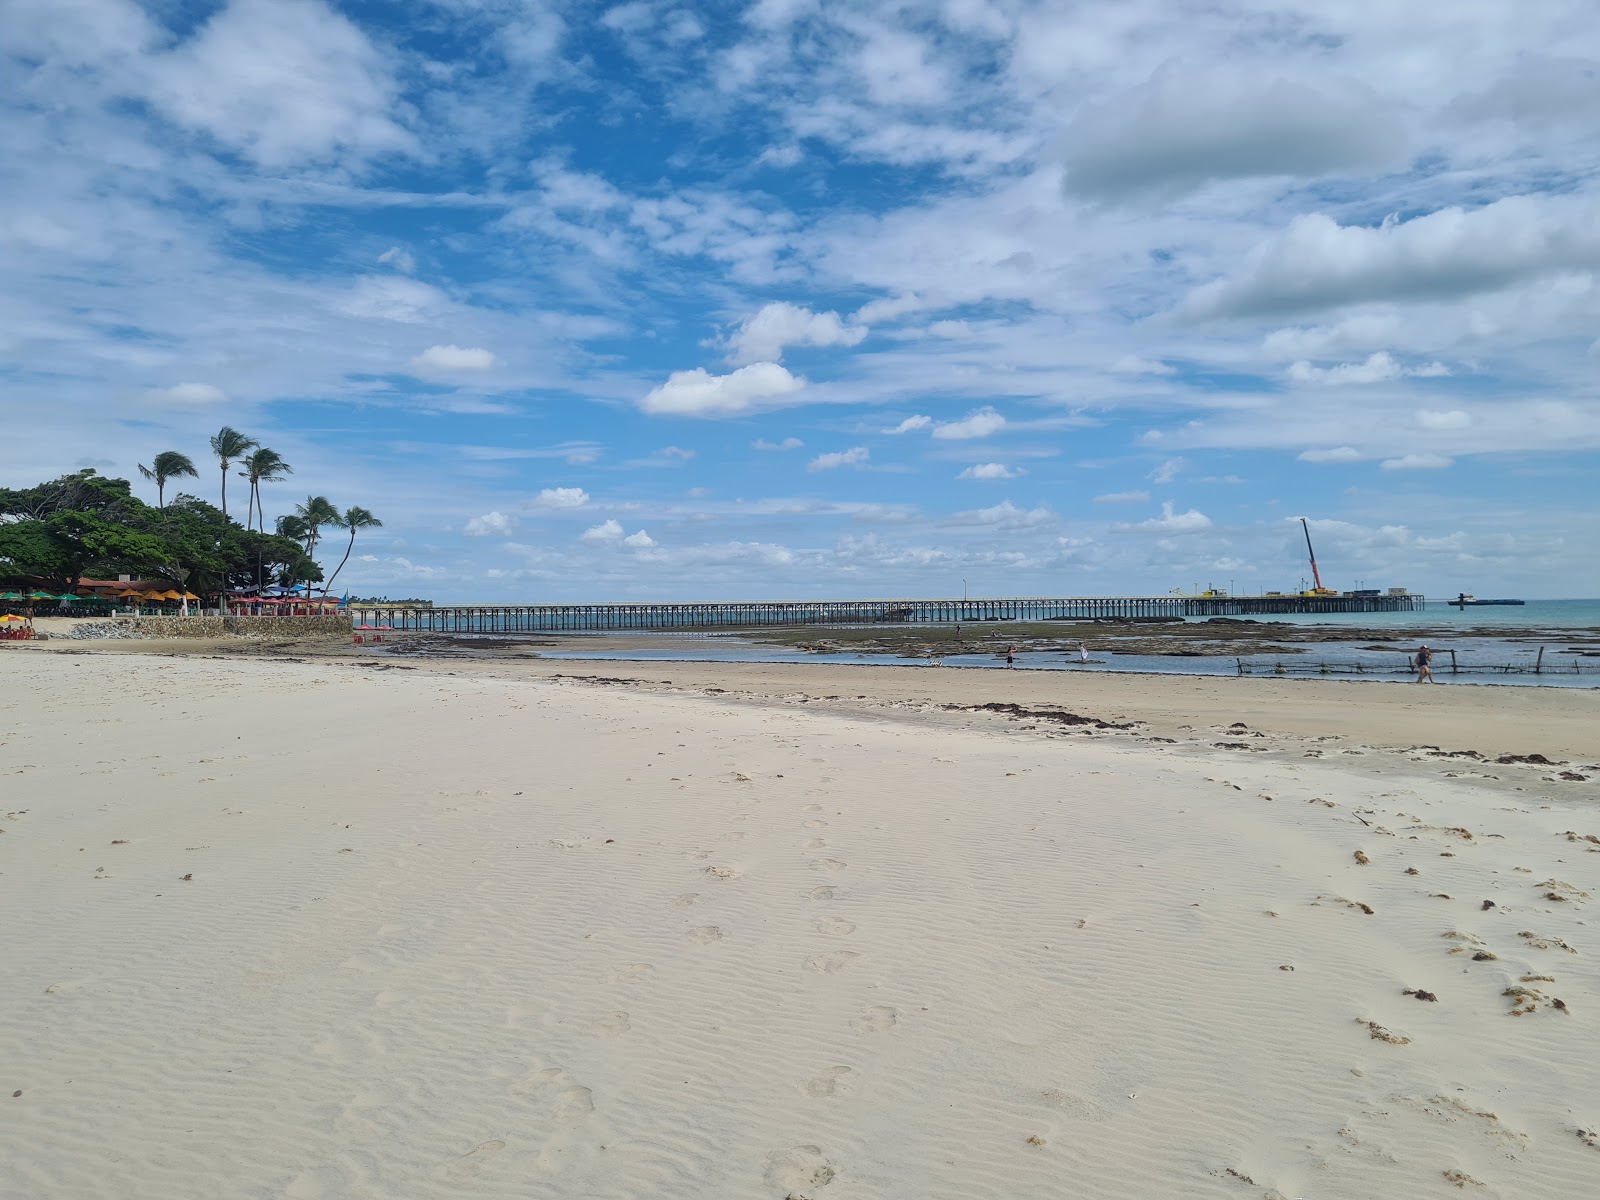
[115,614,352,639]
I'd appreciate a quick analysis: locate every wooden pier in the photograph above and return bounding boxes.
[350,592,1426,634]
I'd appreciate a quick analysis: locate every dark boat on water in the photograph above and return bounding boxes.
[1451,593,1525,607]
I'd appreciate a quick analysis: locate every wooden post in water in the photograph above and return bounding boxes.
[1536,646,1545,674]
[1449,649,1457,674]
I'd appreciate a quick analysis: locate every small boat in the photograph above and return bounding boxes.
[1451,593,1525,607]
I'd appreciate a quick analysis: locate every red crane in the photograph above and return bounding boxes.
[1300,518,1335,595]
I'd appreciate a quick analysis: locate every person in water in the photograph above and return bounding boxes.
[1006,645,1016,667]
[1414,644,1434,684]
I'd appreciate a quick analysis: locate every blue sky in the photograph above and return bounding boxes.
[5,0,1598,601]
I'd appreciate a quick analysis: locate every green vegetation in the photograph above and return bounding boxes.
[0,427,383,600]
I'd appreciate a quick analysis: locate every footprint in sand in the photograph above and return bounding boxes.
[764,1145,836,1191]
[804,838,829,849]
[440,1139,505,1179]
[563,1011,630,1037]
[803,819,829,829]
[556,1085,594,1121]
[811,858,848,872]
[850,1006,897,1032]
[803,803,825,811]
[805,951,860,973]
[803,1066,856,1097]
[689,925,725,943]
[806,885,843,901]
[704,864,740,880]
[609,963,654,982]
[815,916,856,936]
[669,893,699,909]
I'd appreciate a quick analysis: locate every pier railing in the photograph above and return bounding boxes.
[350,593,1426,634]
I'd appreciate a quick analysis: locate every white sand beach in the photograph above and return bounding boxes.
[3,647,1598,1199]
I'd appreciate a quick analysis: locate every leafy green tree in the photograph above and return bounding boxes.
[238,448,292,532]
[209,427,258,521]
[323,506,382,596]
[136,451,199,510]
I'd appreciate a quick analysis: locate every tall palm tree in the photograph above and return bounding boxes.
[136,450,199,510]
[209,426,258,522]
[292,495,341,596]
[323,506,382,597]
[237,448,293,532]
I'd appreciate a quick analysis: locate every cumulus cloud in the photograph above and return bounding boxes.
[1286,352,1449,385]
[1415,409,1472,430]
[1062,68,1405,201]
[1136,501,1212,533]
[640,362,804,416]
[753,436,804,451]
[727,301,867,364]
[622,529,656,548]
[1298,446,1364,463]
[1178,194,1600,320]
[464,511,516,537]
[1093,490,1150,504]
[958,462,1024,479]
[411,344,496,371]
[1110,355,1176,376]
[147,382,229,406]
[808,446,870,471]
[932,406,1005,439]
[1148,458,1183,484]
[526,487,589,509]
[580,519,623,542]
[887,415,932,434]
[143,0,416,167]
[1381,453,1454,470]
[946,500,1054,528]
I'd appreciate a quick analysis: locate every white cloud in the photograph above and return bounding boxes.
[958,462,1024,480]
[1415,409,1472,430]
[377,246,415,274]
[1179,194,1600,320]
[1381,453,1454,470]
[1110,355,1176,376]
[932,406,1005,440]
[640,362,804,416]
[946,500,1054,528]
[1148,458,1183,484]
[727,301,867,364]
[143,0,415,168]
[147,382,228,407]
[1287,352,1449,386]
[887,415,932,434]
[1093,490,1150,504]
[411,344,496,371]
[1136,501,1212,533]
[753,436,804,451]
[464,510,516,537]
[661,445,696,460]
[808,446,870,471]
[1298,446,1364,464]
[581,519,624,542]
[527,487,590,510]
[622,529,656,548]
[336,276,445,323]
[1062,68,1405,202]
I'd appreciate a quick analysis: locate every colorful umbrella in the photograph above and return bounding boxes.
[27,590,55,600]
[0,614,28,623]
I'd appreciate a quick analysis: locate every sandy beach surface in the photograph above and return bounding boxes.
[3,643,1598,1199]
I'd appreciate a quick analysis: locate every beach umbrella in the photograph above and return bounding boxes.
[27,590,55,600]
[0,591,22,601]
[0,614,28,623]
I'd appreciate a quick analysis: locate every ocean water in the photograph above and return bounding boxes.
[533,599,1600,690]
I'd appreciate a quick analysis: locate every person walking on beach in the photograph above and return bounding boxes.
[1078,642,1090,664]
[1414,643,1434,684]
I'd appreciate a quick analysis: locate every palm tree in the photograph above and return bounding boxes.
[136,450,199,510]
[323,506,382,597]
[237,448,292,532]
[292,495,341,597]
[209,426,258,522]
